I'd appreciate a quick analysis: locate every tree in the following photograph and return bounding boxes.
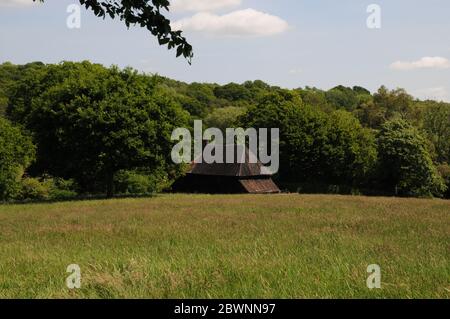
[214,83,252,102]
[35,0,193,62]
[239,92,377,189]
[0,62,20,116]
[296,87,331,112]
[0,118,35,200]
[6,62,54,123]
[325,110,377,186]
[205,106,246,132]
[377,119,446,197]
[325,85,359,111]
[186,83,217,107]
[353,86,371,96]
[423,101,450,163]
[373,86,414,121]
[10,62,190,197]
[243,80,273,101]
[355,100,386,129]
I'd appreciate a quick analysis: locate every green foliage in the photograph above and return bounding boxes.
[2,61,449,199]
[325,85,359,111]
[423,102,450,163]
[19,177,49,200]
[214,83,252,102]
[114,169,170,195]
[242,80,273,100]
[296,87,331,112]
[186,83,217,106]
[373,86,414,121]
[326,111,377,185]
[205,107,246,132]
[177,95,208,118]
[377,119,446,197]
[6,61,65,123]
[354,100,386,129]
[49,177,78,200]
[0,62,20,115]
[9,62,189,197]
[240,93,377,190]
[0,118,35,201]
[352,86,371,96]
[18,176,77,201]
[114,171,153,195]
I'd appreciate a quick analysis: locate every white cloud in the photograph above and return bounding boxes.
[0,0,36,7]
[415,87,449,101]
[172,9,289,37]
[390,56,450,70]
[171,0,241,12]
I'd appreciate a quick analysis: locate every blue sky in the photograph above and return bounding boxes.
[1,0,449,101]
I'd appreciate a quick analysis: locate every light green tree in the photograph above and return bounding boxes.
[0,118,35,200]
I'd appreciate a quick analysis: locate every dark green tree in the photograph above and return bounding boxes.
[325,110,377,186]
[10,62,189,197]
[240,92,376,189]
[214,83,252,102]
[188,83,217,105]
[325,85,359,111]
[377,119,446,197]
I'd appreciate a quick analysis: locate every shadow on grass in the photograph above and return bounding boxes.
[2,193,158,206]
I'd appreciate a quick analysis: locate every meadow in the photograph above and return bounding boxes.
[0,194,448,299]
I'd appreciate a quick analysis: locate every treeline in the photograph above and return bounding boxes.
[0,61,449,200]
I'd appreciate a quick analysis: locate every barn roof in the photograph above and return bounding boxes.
[239,179,280,193]
[188,144,273,177]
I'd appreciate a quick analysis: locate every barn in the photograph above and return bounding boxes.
[173,144,280,194]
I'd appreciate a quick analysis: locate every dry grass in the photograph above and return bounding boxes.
[0,194,448,298]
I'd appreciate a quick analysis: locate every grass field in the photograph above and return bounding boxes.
[0,194,449,299]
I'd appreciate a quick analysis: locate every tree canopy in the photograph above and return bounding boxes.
[377,119,446,197]
[1,61,449,200]
[239,92,377,191]
[8,62,189,197]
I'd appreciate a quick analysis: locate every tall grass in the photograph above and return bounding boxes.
[0,194,448,298]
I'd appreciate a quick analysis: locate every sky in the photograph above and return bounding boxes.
[1,0,449,101]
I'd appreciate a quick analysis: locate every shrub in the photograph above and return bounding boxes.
[18,176,77,201]
[19,177,50,200]
[49,177,78,200]
[0,118,35,201]
[114,169,170,195]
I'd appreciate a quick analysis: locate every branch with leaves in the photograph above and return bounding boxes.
[34,0,193,63]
